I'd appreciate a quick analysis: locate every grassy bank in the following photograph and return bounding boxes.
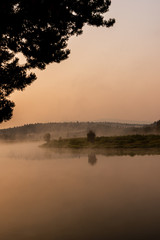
[42,134,160,149]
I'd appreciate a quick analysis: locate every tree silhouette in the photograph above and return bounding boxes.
[0,0,115,123]
[87,130,96,143]
[43,132,51,143]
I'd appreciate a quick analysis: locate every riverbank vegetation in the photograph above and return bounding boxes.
[43,134,160,149]
[0,120,160,142]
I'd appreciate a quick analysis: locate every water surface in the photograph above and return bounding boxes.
[0,142,160,239]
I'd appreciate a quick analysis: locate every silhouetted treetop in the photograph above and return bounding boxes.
[0,0,115,123]
[87,130,96,142]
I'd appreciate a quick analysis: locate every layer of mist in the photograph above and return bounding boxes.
[1,142,160,239]
[0,121,153,142]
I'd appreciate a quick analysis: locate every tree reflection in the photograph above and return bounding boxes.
[88,152,97,166]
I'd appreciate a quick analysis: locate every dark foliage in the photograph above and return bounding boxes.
[43,132,51,142]
[87,130,96,142]
[0,0,115,123]
[154,120,160,131]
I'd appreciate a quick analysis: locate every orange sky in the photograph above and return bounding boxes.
[1,0,160,128]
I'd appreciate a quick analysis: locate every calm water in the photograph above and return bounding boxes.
[0,142,160,240]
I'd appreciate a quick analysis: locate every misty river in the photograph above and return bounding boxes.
[1,142,160,240]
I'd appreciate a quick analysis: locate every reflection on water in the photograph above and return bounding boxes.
[1,142,160,239]
[88,152,97,165]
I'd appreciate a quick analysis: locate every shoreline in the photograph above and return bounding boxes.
[42,134,160,150]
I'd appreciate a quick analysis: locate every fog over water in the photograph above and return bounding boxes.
[1,142,160,239]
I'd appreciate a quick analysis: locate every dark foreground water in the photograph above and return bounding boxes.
[1,142,160,240]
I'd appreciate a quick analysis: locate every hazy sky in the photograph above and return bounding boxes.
[1,0,160,128]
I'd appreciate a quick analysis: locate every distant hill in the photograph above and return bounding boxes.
[0,121,159,141]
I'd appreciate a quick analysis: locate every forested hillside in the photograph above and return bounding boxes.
[0,121,156,141]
